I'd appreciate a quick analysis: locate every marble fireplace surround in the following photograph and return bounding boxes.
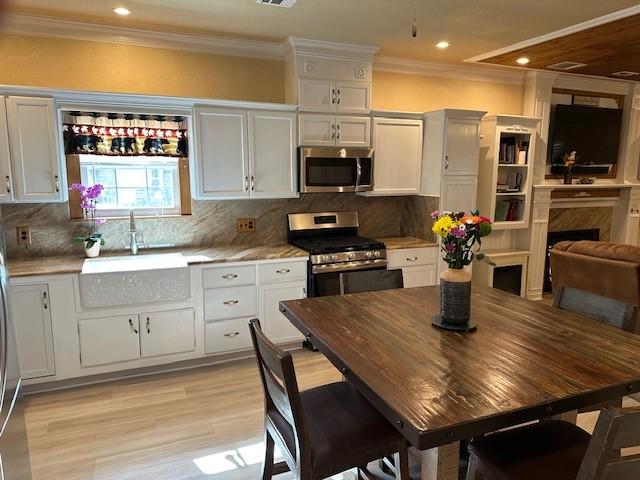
[526,183,640,300]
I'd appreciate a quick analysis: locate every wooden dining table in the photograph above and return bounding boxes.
[279,284,640,479]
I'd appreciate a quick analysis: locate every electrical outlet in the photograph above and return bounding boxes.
[17,226,31,246]
[236,218,256,233]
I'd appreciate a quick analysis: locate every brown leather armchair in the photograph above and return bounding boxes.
[550,240,640,333]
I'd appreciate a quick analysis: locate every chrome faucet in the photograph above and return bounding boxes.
[129,210,143,255]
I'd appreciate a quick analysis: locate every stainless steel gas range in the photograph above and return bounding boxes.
[287,211,387,297]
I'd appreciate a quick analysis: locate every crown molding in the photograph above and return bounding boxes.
[373,55,526,85]
[2,13,284,60]
[284,36,379,62]
[465,4,640,63]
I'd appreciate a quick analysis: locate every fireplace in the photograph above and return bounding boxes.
[544,229,600,293]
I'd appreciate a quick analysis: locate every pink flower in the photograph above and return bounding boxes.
[450,225,466,239]
[430,210,441,219]
[444,243,456,253]
[69,183,86,193]
[95,218,107,226]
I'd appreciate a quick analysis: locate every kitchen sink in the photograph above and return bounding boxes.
[79,253,191,308]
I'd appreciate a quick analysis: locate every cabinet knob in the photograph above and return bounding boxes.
[336,89,341,104]
[250,176,255,191]
[331,89,336,104]
[222,273,238,280]
[223,300,239,306]
[42,291,48,309]
[224,332,240,338]
[406,256,419,262]
[276,268,291,274]
[244,176,249,191]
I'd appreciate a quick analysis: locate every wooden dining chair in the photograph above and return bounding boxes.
[466,405,640,480]
[248,318,410,480]
[339,269,404,295]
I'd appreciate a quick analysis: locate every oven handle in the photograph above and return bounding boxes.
[312,259,388,274]
[355,158,363,189]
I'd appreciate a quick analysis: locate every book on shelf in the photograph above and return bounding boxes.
[516,141,529,165]
[499,137,516,164]
[494,197,523,222]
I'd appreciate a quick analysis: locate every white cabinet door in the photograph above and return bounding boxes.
[336,116,370,147]
[372,118,422,195]
[248,111,297,198]
[140,308,195,358]
[335,81,370,114]
[299,114,335,146]
[259,282,306,345]
[0,98,14,203]
[401,265,437,288]
[11,284,55,379]
[441,176,478,213]
[298,79,335,113]
[6,96,64,202]
[193,107,249,199]
[444,117,481,176]
[78,315,141,367]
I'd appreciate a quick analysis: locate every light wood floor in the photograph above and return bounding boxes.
[24,350,640,480]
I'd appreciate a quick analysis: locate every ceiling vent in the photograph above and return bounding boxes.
[546,61,587,71]
[612,71,640,77]
[256,0,298,7]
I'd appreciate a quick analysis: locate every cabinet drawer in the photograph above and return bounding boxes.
[205,318,253,354]
[258,261,306,284]
[204,285,257,320]
[202,264,256,288]
[387,247,437,268]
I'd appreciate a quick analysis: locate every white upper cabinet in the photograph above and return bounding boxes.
[193,106,298,200]
[5,96,65,203]
[248,111,297,198]
[0,98,13,203]
[298,79,370,114]
[370,117,423,195]
[444,117,483,176]
[440,176,478,213]
[193,107,250,199]
[299,114,370,147]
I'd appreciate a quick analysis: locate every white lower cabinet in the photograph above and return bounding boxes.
[78,315,141,368]
[205,317,253,354]
[140,309,195,358]
[259,282,306,344]
[11,284,56,378]
[387,247,438,288]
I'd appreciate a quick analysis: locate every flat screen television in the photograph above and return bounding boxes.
[548,104,623,175]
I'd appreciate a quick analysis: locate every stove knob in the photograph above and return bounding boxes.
[321,255,328,262]
[348,252,355,260]
[331,254,338,261]
[373,250,381,258]
[365,251,373,258]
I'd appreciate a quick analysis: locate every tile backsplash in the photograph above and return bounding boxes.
[2,194,438,259]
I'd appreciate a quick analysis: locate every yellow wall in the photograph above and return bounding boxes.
[372,71,523,115]
[0,34,523,114]
[0,34,286,102]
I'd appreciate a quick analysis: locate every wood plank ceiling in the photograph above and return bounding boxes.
[477,14,640,79]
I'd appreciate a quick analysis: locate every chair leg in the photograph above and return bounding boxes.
[396,442,410,480]
[465,453,483,480]
[261,430,275,480]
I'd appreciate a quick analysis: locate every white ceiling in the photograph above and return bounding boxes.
[5,0,640,63]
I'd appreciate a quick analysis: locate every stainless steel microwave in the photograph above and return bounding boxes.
[299,147,374,193]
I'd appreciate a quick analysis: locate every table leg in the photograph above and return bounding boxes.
[420,442,460,480]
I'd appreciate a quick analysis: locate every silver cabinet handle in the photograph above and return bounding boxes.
[331,124,336,139]
[128,318,138,334]
[336,123,340,140]
[222,273,238,280]
[303,287,307,298]
[54,175,60,192]
[336,89,341,104]
[406,256,419,262]
[5,176,10,193]
[250,176,255,191]
[224,332,240,338]
[331,89,336,104]
[42,291,48,310]
[223,300,239,305]
[244,176,249,191]
[276,268,291,274]
[444,155,449,170]
[146,317,151,334]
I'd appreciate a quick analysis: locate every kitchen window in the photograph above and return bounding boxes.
[79,155,181,217]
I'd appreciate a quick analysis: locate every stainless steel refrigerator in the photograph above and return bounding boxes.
[0,222,32,479]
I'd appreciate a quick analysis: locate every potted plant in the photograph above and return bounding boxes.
[431,210,492,331]
[69,183,106,258]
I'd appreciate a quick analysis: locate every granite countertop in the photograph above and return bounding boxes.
[8,244,308,278]
[376,236,438,250]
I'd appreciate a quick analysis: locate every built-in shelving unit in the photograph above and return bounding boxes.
[477,115,540,230]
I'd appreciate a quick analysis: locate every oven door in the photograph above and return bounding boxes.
[300,147,374,193]
[309,260,388,297]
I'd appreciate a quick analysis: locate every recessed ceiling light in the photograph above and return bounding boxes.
[113,6,131,16]
[436,41,450,49]
[516,57,530,65]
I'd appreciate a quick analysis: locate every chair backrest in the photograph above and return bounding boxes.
[339,269,404,295]
[553,285,637,332]
[248,319,311,472]
[578,406,640,480]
